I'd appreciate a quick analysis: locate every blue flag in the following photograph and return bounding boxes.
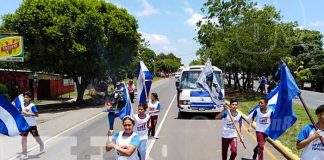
[197,58,223,106]
[0,92,30,137]
[264,63,301,140]
[137,61,153,105]
[118,82,133,120]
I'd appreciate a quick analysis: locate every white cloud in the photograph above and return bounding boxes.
[184,7,194,15]
[162,46,177,52]
[177,38,193,45]
[140,31,177,54]
[294,26,304,30]
[309,20,324,28]
[136,0,159,17]
[141,32,170,45]
[185,13,204,27]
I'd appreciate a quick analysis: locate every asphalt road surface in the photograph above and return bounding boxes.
[2,78,287,160]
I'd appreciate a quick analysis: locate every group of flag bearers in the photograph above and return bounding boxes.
[104,61,161,160]
[1,60,324,160]
[213,61,324,160]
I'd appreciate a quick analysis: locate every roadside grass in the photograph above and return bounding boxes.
[226,88,316,157]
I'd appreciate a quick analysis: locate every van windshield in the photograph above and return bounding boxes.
[180,70,223,89]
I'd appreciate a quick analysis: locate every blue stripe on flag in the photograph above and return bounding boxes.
[0,93,30,136]
[137,61,153,105]
[0,119,9,136]
[190,91,210,97]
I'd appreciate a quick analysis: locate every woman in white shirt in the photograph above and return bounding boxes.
[106,116,140,160]
[147,93,161,137]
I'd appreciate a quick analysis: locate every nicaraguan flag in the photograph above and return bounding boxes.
[197,58,223,106]
[0,92,29,137]
[137,61,153,105]
[118,82,133,120]
[247,87,279,120]
[264,63,301,140]
[12,94,24,111]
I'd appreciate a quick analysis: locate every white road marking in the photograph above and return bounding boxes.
[8,112,105,160]
[146,94,176,160]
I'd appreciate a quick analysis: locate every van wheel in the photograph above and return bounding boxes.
[178,111,185,119]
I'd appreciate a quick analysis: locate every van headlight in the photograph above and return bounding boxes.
[179,100,190,105]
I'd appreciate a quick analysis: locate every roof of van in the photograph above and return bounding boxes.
[182,65,222,72]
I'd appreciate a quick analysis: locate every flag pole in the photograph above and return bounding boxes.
[225,103,247,149]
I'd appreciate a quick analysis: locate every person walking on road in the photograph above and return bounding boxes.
[216,99,243,160]
[147,92,161,137]
[248,97,273,160]
[133,105,150,160]
[106,116,140,160]
[296,105,324,160]
[19,92,44,159]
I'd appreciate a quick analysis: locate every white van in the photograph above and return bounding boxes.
[175,65,225,115]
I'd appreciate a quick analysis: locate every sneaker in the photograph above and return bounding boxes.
[20,154,28,159]
[40,144,45,152]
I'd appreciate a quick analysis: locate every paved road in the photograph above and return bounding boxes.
[2,78,287,160]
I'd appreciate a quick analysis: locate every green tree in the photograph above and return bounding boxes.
[1,0,140,102]
[189,59,204,65]
[156,53,181,73]
[197,1,295,91]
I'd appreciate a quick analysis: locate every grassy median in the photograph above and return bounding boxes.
[227,89,316,157]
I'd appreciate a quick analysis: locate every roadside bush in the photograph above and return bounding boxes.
[0,83,11,100]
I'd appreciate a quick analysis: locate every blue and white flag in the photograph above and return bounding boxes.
[247,87,279,120]
[264,63,301,140]
[118,82,133,120]
[12,94,24,111]
[197,58,223,106]
[0,93,29,137]
[137,61,153,105]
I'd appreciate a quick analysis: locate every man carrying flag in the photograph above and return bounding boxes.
[197,58,223,106]
[13,92,45,158]
[137,61,153,105]
[248,97,273,160]
[248,62,301,160]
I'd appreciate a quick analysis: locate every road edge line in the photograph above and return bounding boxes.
[8,112,106,160]
[146,94,176,160]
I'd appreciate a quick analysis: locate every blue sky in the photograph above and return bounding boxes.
[1,0,324,65]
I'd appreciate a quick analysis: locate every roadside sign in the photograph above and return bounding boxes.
[0,35,24,62]
[303,82,311,88]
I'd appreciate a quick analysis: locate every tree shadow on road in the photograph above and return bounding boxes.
[175,112,217,120]
[37,101,103,114]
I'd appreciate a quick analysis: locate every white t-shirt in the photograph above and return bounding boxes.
[297,124,324,160]
[22,103,38,126]
[112,131,140,160]
[133,114,150,140]
[148,100,161,116]
[221,111,242,138]
[251,108,273,132]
